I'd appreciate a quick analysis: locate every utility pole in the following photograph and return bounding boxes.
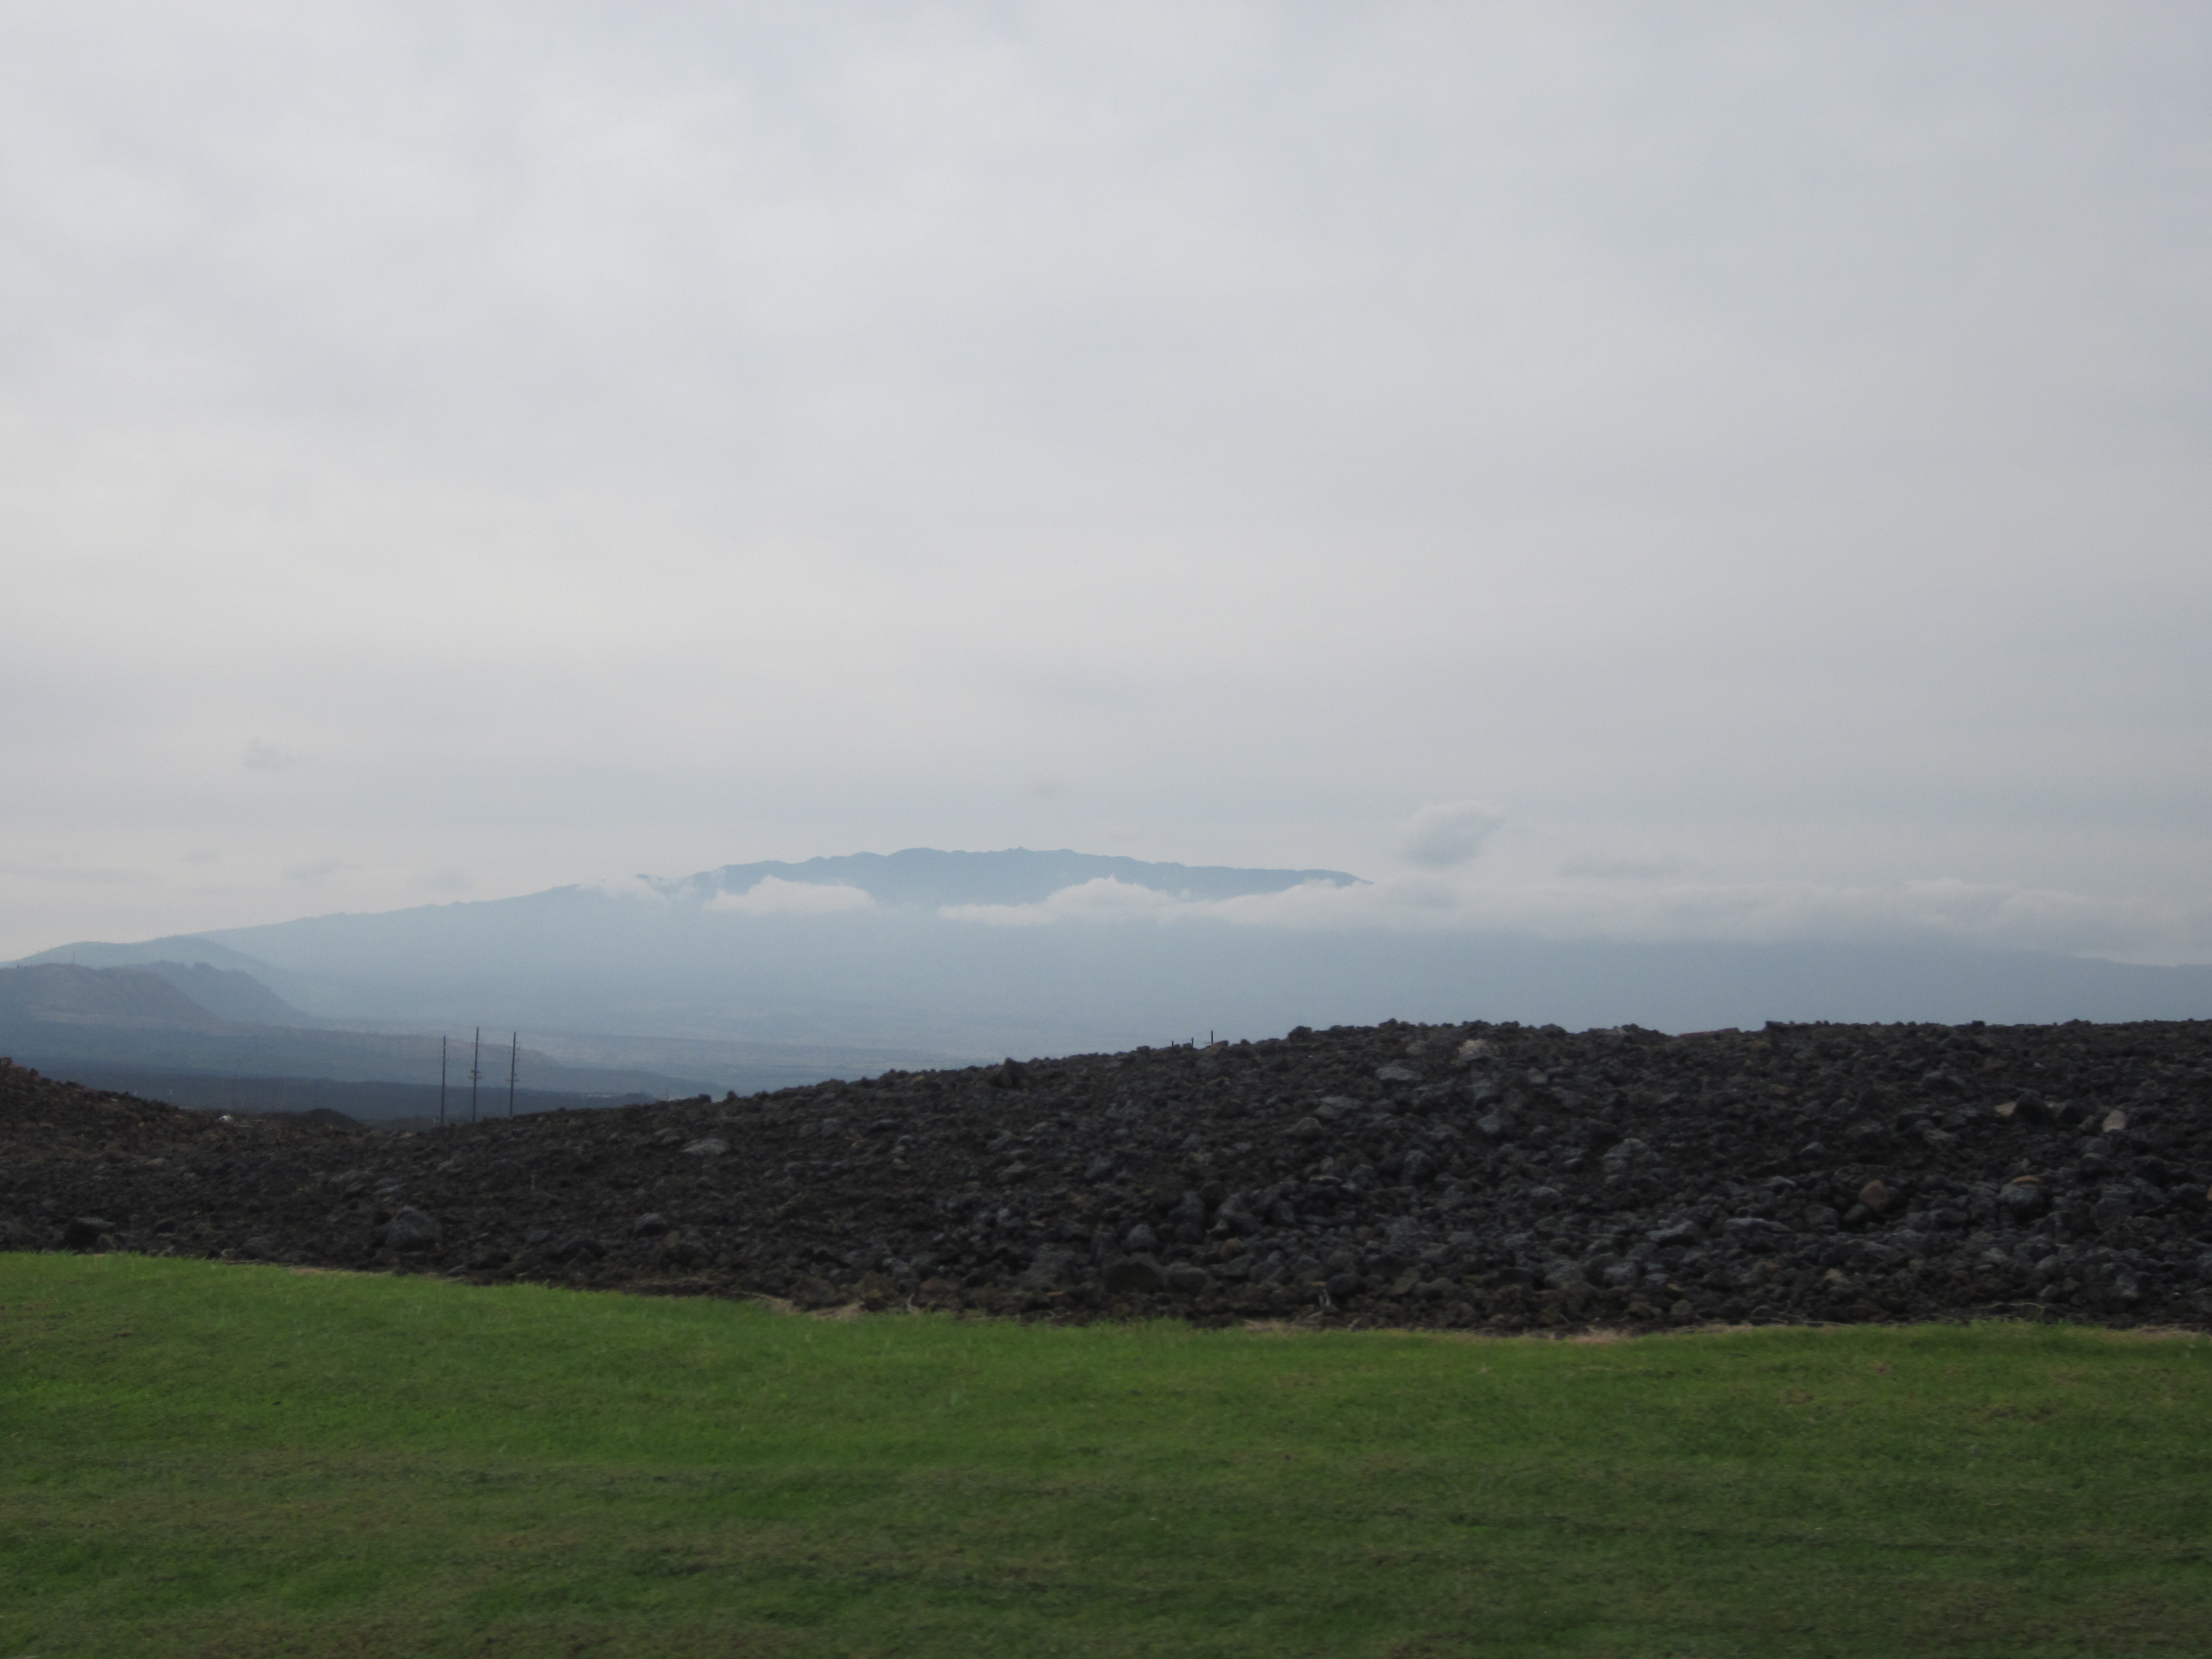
[439,1036,448,1127]
[507,1032,518,1118]
[470,1027,482,1124]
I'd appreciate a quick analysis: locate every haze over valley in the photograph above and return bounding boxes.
[3,846,2205,1119]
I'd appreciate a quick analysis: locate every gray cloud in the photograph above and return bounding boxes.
[1,3,2207,963]
[1400,801,1507,870]
[707,877,877,917]
[933,869,2212,964]
[244,739,309,773]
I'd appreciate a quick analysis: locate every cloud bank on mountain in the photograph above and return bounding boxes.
[706,878,877,917]
[936,869,2211,961]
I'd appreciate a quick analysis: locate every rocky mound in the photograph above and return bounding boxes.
[7,1017,2212,1332]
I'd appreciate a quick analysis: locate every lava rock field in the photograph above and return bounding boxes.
[8,1016,2212,1332]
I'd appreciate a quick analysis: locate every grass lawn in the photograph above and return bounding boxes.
[3,1255,2209,1657]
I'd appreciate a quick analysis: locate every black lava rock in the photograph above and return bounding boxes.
[62,1216,117,1250]
[7,1016,2212,1333]
[376,1208,443,1251]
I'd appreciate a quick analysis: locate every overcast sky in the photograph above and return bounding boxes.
[3,1,2208,963]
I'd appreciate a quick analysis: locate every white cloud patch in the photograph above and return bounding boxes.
[1557,854,1694,880]
[940,877,1188,927]
[579,874,671,905]
[934,870,2212,961]
[707,877,877,917]
[1400,801,1506,869]
[1415,877,2205,958]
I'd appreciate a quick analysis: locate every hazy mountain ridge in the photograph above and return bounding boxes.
[9,935,333,1012]
[9,850,2210,1105]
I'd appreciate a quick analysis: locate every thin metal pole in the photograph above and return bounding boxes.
[439,1036,447,1126]
[470,1027,481,1124]
[507,1031,518,1118]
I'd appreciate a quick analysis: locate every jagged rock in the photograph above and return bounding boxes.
[1020,1246,1078,1287]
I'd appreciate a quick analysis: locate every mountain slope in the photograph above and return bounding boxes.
[134,961,315,1025]
[0,964,229,1030]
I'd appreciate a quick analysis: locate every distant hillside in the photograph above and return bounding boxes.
[12,935,291,975]
[0,964,228,1030]
[138,961,314,1025]
[9,935,331,1011]
[0,961,312,1034]
[0,964,711,1099]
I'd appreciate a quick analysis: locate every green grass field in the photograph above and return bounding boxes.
[3,1256,2209,1657]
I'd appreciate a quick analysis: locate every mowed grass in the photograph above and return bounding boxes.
[3,1258,2209,1658]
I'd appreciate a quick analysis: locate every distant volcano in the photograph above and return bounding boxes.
[10,849,2212,1095]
